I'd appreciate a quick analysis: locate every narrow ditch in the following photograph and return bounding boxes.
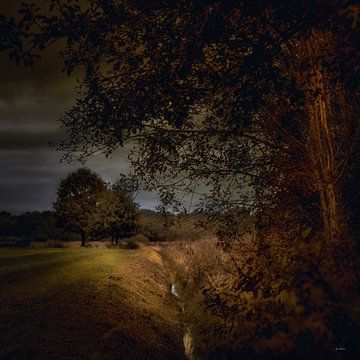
[171,282,195,360]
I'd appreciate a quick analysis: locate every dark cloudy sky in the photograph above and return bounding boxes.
[0,2,159,213]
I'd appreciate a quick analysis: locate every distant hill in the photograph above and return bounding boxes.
[137,209,214,242]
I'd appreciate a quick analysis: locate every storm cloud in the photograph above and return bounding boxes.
[0,1,159,212]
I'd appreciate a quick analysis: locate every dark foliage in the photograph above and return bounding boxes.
[53,168,138,246]
[0,210,79,243]
[1,0,359,357]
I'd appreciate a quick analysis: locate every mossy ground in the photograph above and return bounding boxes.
[0,247,185,360]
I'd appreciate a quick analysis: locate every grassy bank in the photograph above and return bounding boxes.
[0,247,185,360]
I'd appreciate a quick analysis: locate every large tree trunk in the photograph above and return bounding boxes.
[300,30,345,243]
[307,71,342,242]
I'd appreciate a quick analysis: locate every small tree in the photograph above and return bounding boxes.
[108,181,138,245]
[54,168,107,247]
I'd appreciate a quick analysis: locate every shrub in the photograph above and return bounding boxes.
[141,225,167,242]
[120,238,140,249]
[131,233,149,243]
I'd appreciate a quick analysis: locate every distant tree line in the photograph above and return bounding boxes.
[0,210,79,245]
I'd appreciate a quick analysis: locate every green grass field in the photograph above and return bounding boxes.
[0,247,185,360]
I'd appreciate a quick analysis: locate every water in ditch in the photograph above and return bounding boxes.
[171,283,195,360]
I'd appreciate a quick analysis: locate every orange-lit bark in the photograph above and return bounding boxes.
[302,31,343,242]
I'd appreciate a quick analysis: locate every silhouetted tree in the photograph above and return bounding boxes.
[90,182,138,245]
[54,169,138,246]
[108,181,138,245]
[54,168,107,247]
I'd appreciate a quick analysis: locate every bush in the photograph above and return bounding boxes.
[131,233,149,243]
[120,238,140,249]
[141,225,167,242]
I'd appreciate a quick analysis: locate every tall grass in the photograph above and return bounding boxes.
[162,239,245,358]
[162,232,360,359]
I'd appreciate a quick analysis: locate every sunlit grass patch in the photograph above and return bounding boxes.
[0,247,185,359]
